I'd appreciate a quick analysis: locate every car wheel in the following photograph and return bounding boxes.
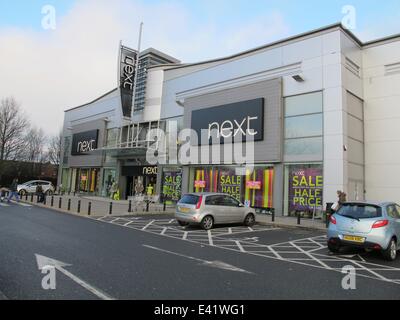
[327,241,341,253]
[382,238,397,261]
[177,220,189,227]
[201,215,214,230]
[244,213,255,227]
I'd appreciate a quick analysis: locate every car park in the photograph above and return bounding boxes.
[175,192,256,230]
[327,201,400,261]
[17,180,55,196]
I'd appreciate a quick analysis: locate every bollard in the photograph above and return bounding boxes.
[163,201,166,212]
[37,194,39,203]
[88,202,91,216]
[67,199,71,211]
[326,213,331,228]
[31,193,34,202]
[51,196,54,207]
[77,200,81,213]
[109,202,113,215]
[25,193,28,201]
[271,209,275,222]
[297,212,301,225]
[128,200,132,213]
[146,201,149,212]
[58,197,62,209]
[43,196,47,205]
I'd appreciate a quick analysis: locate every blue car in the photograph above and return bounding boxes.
[327,202,400,261]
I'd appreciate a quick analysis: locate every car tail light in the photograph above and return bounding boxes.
[330,215,336,225]
[195,195,203,210]
[372,220,389,229]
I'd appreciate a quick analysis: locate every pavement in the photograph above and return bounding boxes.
[1,200,400,299]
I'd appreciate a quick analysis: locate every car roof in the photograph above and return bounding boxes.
[343,201,397,207]
[185,192,229,196]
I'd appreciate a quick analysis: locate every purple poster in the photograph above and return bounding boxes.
[288,166,323,211]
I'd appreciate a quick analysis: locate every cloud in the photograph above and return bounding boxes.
[0,0,291,135]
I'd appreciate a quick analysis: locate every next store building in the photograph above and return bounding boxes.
[160,23,400,217]
[59,23,400,218]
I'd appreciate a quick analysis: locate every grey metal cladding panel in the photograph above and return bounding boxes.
[184,78,283,163]
[68,119,106,168]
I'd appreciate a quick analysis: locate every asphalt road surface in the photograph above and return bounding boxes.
[0,201,399,300]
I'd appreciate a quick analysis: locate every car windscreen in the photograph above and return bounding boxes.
[179,194,199,205]
[337,204,382,219]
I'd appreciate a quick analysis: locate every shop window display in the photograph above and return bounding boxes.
[284,164,323,218]
[191,166,274,209]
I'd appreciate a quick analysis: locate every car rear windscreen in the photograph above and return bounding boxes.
[179,194,199,205]
[337,204,382,219]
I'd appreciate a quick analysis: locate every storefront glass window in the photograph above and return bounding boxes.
[284,137,323,157]
[285,91,323,117]
[284,164,323,218]
[284,92,323,160]
[190,166,274,209]
[161,168,182,204]
[285,114,323,139]
[102,169,116,197]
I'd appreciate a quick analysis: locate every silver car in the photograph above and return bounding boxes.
[327,201,400,261]
[17,180,55,195]
[175,193,257,230]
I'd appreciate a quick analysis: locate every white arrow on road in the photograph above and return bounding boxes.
[143,245,254,274]
[35,254,115,300]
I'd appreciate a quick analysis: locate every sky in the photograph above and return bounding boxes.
[0,0,400,135]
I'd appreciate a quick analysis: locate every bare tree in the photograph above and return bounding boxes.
[23,127,47,163]
[47,131,62,166]
[0,97,29,161]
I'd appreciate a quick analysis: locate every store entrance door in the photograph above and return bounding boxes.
[126,175,157,199]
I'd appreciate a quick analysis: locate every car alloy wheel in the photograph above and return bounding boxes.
[382,238,397,261]
[244,213,255,226]
[390,240,397,260]
[201,216,214,230]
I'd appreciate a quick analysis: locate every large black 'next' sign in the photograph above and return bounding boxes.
[71,130,99,156]
[119,45,138,118]
[191,98,264,145]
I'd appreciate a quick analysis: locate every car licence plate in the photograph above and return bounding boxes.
[179,207,190,213]
[343,235,365,243]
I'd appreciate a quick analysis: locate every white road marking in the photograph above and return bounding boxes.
[248,227,254,231]
[0,202,10,207]
[110,218,120,223]
[143,245,253,274]
[123,221,133,227]
[290,241,332,270]
[235,241,245,252]
[267,246,283,259]
[161,227,168,235]
[228,228,232,234]
[35,254,115,300]
[10,201,32,207]
[308,238,326,248]
[182,231,188,240]
[208,230,213,246]
[141,220,155,230]
[358,254,366,262]
[88,217,400,286]
[169,219,175,224]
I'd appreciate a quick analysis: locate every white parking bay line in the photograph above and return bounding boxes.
[142,220,155,230]
[143,245,254,274]
[208,230,214,246]
[123,221,133,227]
[161,227,168,235]
[235,241,245,252]
[182,231,188,240]
[290,241,332,270]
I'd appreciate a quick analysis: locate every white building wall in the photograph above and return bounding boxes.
[363,38,400,202]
